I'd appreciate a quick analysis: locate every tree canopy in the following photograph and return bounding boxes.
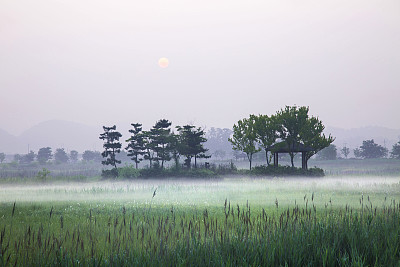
[176,125,210,168]
[54,148,69,164]
[37,147,52,164]
[391,141,400,159]
[230,106,334,169]
[357,139,388,159]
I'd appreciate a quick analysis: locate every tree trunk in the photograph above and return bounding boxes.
[112,148,117,169]
[265,150,270,166]
[249,153,253,170]
[194,155,197,168]
[290,153,295,167]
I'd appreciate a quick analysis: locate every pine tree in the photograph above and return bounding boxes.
[99,125,122,172]
[176,125,210,168]
[152,119,172,168]
[125,123,146,169]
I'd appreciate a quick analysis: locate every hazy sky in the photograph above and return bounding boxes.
[1,0,399,135]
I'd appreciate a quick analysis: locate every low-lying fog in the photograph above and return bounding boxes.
[1,176,399,208]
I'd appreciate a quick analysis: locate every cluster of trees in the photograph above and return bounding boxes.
[99,120,210,173]
[229,106,334,170]
[10,147,76,165]
[354,139,388,159]
[0,148,105,165]
[317,139,400,160]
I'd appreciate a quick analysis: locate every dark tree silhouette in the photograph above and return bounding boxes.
[152,119,172,168]
[142,130,156,168]
[391,141,400,159]
[20,151,36,164]
[99,125,122,170]
[357,139,388,159]
[54,148,69,163]
[37,147,52,164]
[176,125,210,168]
[317,144,337,160]
[126,123,146,169]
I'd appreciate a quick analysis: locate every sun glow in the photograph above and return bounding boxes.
[158,57,169,68]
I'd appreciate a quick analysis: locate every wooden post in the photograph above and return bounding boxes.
[274,153,279,167]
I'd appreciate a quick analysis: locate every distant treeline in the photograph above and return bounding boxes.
[99,120,209,174]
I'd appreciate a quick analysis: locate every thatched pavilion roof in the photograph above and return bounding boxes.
[267,141,314,153]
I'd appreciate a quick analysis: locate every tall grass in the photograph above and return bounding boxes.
[1,198,399,266]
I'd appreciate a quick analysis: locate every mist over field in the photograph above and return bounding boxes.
[1,177,399,207]
[1,0,400,265]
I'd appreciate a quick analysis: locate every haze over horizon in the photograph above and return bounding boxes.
[1,0,399,136]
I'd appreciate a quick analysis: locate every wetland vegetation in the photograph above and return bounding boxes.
[1,177,400,266]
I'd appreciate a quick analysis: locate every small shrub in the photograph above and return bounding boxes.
[36,168,50,181]
[251,165,324,177]
[118,165,140,179]
[139,167,164,178]
[101,168,119,178]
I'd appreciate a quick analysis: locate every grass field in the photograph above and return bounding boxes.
[1,176,400,266]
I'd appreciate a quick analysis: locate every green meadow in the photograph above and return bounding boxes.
[1,177,400,266]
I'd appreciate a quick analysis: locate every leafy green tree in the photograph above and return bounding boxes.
[357,139,388,159]
[70,150,79,162]
[299,115,334,168]
[54,148,69,163]
[341,145,350,159]
[37,147,52,164]
[317,144,337,160]
[20,151,36,164]
[99,125,122,171]
[252,114,278,166]
[391,141,400,159]
[229,117,260,170]
[275,106,333,168]
[275,106,309,167]
[176,125,210,168]
[125,123,146,169]
[0,153,5,163]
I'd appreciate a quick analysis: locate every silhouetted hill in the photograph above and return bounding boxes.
[0,129,18,154]
[0,120,103,154]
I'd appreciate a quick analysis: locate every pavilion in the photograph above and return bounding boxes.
[268,141,314,169]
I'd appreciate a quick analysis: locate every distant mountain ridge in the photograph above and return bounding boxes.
[0,120,399,155]
[0,120,103,154]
